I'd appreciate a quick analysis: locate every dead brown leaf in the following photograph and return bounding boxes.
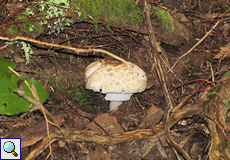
[139,104,164,129]
[87,113,124,135]
[213,45,230,60]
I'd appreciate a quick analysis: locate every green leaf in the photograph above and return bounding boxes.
[0,56,16,78]
[0,57,49,115]
[0,74,49,115]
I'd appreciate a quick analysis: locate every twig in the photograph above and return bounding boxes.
[158,55,192,159]
[135,97,168,159]
[31,84,53,160]
[8,67,64,160]
[140,1,172,158]
[209,62,215,82]
[0,36,128,64]
[24,102,204,159]
[8,67,61,128]
[141,1,192,159]
[169,20,222,71]
[25,133,59,160]
[160,55,184,84]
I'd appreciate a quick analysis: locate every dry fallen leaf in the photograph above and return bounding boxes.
[58,140,66,148]
[87,113,124,135]
[213,45,230,59]
[139,104,164,129]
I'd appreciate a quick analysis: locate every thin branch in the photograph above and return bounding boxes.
[136,97,169,159]
[1,36,128,64]
[169,20,222,71]
[24,102,204,159]
[141,0,191,159]
[9,67,65,160]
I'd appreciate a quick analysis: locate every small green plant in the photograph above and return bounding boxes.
[224,100,230,107]
[5,41,33,65]
[216,140,230,147]
[20,41,33,65]
[6,15,42,37]
[4,0,74,63]
[185,59,194,69]
[185,59,189,64]
[4,0,72,37]
[78,142,89,154]
[203,90,222,102]
[38,0,73,35]
[50,75,92,107]
[221,71,230,80]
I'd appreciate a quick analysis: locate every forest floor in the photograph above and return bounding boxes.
[0,0,230,160]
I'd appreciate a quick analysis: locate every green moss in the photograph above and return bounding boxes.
[216,140,230,147]
[6,15,42,36]
[221,71,230,80]
[0,28,5,33]
[17,15,42,34]
[32,21,42,33]
[70,0,143,31]
[7,25,21,36]
[151,6,173,36]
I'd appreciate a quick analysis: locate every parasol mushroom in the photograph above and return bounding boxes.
[85,59,147,111]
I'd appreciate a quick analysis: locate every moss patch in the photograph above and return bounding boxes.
[6,15,42,37]
[71,0,143,31]
[151,6,174,36]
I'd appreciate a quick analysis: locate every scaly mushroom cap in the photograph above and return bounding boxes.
[85,60,105,80]
[85,59,147,95]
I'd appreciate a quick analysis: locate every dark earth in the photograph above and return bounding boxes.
[0,0,230,160]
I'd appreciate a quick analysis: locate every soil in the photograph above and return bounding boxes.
[0,0,230,160]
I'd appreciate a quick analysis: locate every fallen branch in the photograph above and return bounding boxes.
[0,36,128,64]
[0,100,204,159]
[8,67,64,159]
[0,99,203,159]
[141,0,191,159]
[8,67,61,130]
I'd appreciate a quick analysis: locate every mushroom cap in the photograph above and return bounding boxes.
[85,60,104,80]
[85,59,147,94]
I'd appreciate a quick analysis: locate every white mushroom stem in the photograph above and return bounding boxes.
[109,101,123,111]
[104,93,132,101]
[104,93,132,111]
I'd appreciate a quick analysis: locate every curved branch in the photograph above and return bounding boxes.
[0,36,129,64]
[24,102,204,160]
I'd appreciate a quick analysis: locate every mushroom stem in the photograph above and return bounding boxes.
[109,101,123,111]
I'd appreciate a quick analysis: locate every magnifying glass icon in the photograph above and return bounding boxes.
[3,141,18,157]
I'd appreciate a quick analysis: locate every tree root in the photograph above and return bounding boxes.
[23,102,204,160]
